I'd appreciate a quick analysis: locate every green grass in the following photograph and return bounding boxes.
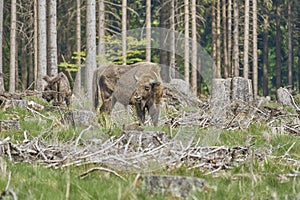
[1,106,300,199]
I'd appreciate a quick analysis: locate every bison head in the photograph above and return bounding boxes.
[42,76,54,102]
[42,84,54,103]
[133,75,161,104]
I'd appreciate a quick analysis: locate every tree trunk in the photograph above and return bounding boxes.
[98,0,105,58]
[170,0,175,80]
[28,42,34,88]
[146,0,151,62]
[216,0,221,78]
[9,0,17,93]
[160,0,169,82]
[184,0,189,83]
[252,0,258,98]
[191,0,197,95]
[222,0,228,78]
[85,0,97,99]
[212,0,216,77]
[298,4,300,93]
[21,39,28,91]
[0,0,4,93]
[227,0,232,77]
[37,0,47,92]
[122,0,127,64]
[288,0,293,87]
[34,0,38,90]
[276,2,282,89]
[243,0,249,79]
[263,11,269,96]
[47,0,58,77]
[233,0,239,77]
[73,0,82,96]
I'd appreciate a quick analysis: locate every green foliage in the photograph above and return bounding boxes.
[105,35,147,64]
[58,52,85,72]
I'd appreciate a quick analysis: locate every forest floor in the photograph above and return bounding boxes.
[1,94,300,199]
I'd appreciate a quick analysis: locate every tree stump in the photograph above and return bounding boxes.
[277,87,292,106]
[62,110,98,127]
[232,77,253,102]
[140,175,206,199]
[210,77,254,126]
[0,120,21,132]
[210,78,232,125]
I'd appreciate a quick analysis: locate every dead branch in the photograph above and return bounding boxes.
[79,167,126,181]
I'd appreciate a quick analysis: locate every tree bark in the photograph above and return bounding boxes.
[233,0,239,77]
[298,3,300,93]
[160,0,169,82]
[74,0,82,96]
[21,39,28,91]
[146,0,151,62]
[227,0,232,77]
[212,0,216,77]
[263,11,269,96]
[122,0,127,64]
[0,0,4,93]
[243,0,249,79]
[288,0,293,87]
[9,0,17,93]
[37,0,47,92]
[276,2,282,89]
[191,0,197,95]
[222,0,228,78]
[85,0,97,99]
[34,0,38,90]
[47,0,58,77]
[216,0,221,78]
[184,0,189,84]
[170,0,175,80]
[252,0,258,98]
[98,0,105,58]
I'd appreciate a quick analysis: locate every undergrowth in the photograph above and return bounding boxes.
[1,105,300,199]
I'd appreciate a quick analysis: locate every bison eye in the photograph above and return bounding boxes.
[145,86,150,91]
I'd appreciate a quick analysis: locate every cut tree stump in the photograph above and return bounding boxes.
[62,110,98,127]
[277,87,292,106]
[210,78,232,125]
[210,77,254,126]
[0,120,21,132]
[232,77,253,102]
[140,175,206,199]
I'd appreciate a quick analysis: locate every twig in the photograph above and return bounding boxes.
[281,142,296,158]
[75,125,92,151]
[0,137,10,146]
[79,167,126,181]
[282,88,300,111]
[0,172,17,200]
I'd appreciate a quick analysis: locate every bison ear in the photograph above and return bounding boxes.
[151,82,161,88]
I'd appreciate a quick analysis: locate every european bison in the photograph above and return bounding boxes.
[43,72,72,107]
[93,62,163,126]
[92,63,138,113]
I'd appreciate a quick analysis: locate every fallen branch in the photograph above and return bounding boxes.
[79,167,126,181]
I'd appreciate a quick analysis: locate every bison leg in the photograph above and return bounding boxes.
[136,103,146,125]
[148,104,160,126]
[100,97,112,113]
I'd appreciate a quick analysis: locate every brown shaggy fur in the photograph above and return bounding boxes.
[43,72,72,107]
